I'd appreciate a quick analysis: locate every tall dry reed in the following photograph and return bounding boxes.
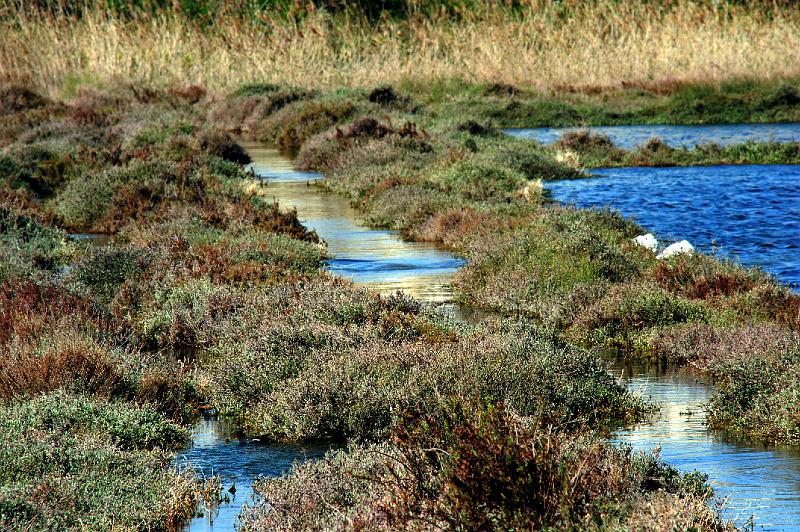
[1,1,799,97]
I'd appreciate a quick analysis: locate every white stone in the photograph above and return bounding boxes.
[657,240,695,259]
[633,233,658,252]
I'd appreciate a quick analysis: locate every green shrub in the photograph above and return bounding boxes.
[429,157,527,201]
[70,245,153,301]
[52,167,122,229]
[136,278,236,350]
[0,392,194,531]
[243,322,645,441]
[231,233,323,277]
[706,337,800,445]
[456,209,644,319]
[0,207,74,280]
[241,402,719,531]
[259,98,357,153]
[571,282,711,350]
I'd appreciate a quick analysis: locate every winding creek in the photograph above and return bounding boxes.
[178,135,800,530]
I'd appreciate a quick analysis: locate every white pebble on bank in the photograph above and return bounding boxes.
[633,233,658,252]
[657,240,695,259]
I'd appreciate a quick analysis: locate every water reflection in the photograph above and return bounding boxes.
[179,140,800,531]
[242,141,464,302]
[179,143,467,531]
[506,123,800,149]
[609,356,800,530]
[176,417,334,532]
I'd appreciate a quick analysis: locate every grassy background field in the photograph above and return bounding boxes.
[2,1,800,99]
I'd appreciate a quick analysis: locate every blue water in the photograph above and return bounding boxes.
[506,123,800,149]
[178,143,467,532]
[547,164,800,288]
[176,418,334,531]
[608,358,800,530]
[177,141,800,531]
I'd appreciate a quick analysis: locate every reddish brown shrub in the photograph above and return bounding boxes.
[135,370,198,421]
[743,286,800,329]
[69,91,113,127]
[689,272,756,299]
[654,258,756,300]
[0,86,46,115]
[361,403,635,530]
[0,280,123,345]
[556,130,614,150]
[170,84,206,104]
[198,130,251,164]
[232,201,318,241]
[413,208,497,248]
[0,340,125,400]
[96,182,166,233]
[642,137,671,152]
[0,182,43,215]
[367,86,398,105]
[338,117,392,140]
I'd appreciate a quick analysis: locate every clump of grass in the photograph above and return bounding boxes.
[256,97,357,153]
[209,84,311,133]
[569,281,712,353]
[0,143,76,197]
[240,401,725,531]
[227,319,645,441]
[654,323,797,371]
[0,334,125,401]
[546,136,800,169]
[198,129,251,164]
[69,245,152,302]
[704,334,800,445]
[0,391,198,531]
[454,207,645,321]
[0,206,75,281]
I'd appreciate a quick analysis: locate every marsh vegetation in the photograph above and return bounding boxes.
[0,82,737,530]
[1,1,800,530]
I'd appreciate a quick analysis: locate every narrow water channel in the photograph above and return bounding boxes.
[241,141,464,302]
[609,358,800,529]
[178,142,800,531]
[176,143,465,531]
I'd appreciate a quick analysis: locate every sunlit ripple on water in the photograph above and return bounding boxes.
[547,164,800,289]
[242,141,465,302]
[608,358,800,530]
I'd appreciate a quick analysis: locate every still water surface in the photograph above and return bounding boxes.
[609,357,800,530]
[178,142,800,530]
[505,124,800,150]
[176,418,334,531]
[242,141,464,302]
[177,143,465,530]
[547,164,800,288]
[505,123,800,149]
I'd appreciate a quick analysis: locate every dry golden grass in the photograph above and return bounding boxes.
[1,1,800,97]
